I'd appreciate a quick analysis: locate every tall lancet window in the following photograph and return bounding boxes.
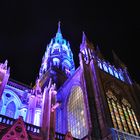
[5,101,16,118]
[106,90,140,136]
[67,86,88,139]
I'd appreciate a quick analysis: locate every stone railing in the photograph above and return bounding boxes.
[55,132,65,140]
[0,114,87,139]
[55,132,79,140]
[25,122,41,134]
[0,114,15,125]
[0,114,41,134]
[111,128,140,140]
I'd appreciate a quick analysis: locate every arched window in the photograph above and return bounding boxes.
[34,109,41,126]
[114,69,119,79]
[67,86,88,139]
[51,44,60,54]
[106,90,140,136]
[98,60,103,69]
[103,62,108,73]
[118,70,124,81]
[62,44,69,56]
[5,101,16,118]
[53,58,60,67]
[108,66,114,76]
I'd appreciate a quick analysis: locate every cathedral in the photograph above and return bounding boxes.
[0,22,140,140]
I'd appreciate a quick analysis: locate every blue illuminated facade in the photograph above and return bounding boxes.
[0,23,140,140]
[39,22,75,79]
[0,80,30,121]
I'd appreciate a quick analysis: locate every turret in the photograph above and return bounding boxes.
[39,22,75,89]
[0,60,10,99]
[26,79,42,126]
[79,32,95,65]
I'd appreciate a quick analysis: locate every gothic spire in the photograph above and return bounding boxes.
[96,45,104,59]
[112,50,126,68]
[82,31,86,44]
[55,21,63,39]
[80,31,94,51]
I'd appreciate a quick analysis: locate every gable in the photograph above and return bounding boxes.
[1,116,28,140]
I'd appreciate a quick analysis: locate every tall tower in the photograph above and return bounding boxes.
[39,22,75,89]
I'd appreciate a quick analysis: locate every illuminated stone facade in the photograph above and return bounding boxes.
[0,23,140,140]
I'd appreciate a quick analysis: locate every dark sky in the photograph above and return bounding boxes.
[0,1,139,86]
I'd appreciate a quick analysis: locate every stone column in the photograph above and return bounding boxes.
[41,79,57,140]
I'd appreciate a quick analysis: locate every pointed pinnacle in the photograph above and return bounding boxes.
[112,50,126,68]
[82,31,86,44]
[96,45,100,52]
[57,21,61,33]
[56,21,62,38]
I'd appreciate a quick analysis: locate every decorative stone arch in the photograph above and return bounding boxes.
[2,89,22,118]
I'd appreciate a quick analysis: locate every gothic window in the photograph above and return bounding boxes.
[106,90,140,136]
[67,86,88,139]
[103,62,108,73]
[62,60,71,75]
[62,45,68,56]
[118,70,124,81]
[98,60,103,69]
[122,99,140,135]
[51,45,60,54]
[108,66,114,76]
[114,69,119,79]
[5,101,16,118]
[53,58,60,67]
[34,109,41,126]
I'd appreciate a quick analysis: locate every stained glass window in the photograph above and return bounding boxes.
[122,105,134,134]
[118,70,124,81]
[107,98,117,128]
[98,61,103,69]
[131,110,140,134]
[108,66,114,76]
[97,60,125,82]
[122,99,140,135]
[106,90,140,136]
[127,107,139,135]
[114,70,119,79]
[103,63,108,73]
[117,103,128,132]
[111,100,123,130]
[67,86,88,139]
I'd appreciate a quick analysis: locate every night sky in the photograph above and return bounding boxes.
[0,1,139,86]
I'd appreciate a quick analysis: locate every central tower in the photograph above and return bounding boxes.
[39,22,75,89]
